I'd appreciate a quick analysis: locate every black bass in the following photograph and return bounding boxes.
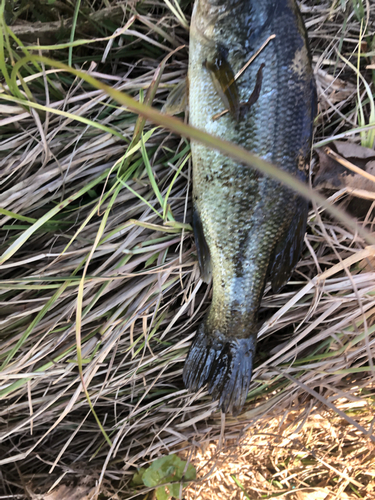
[183,0,316,415]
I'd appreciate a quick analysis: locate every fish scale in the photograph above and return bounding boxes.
[183,0,316,415]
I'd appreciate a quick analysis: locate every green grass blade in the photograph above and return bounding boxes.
[0,168,111,265]
[68,0,82,66]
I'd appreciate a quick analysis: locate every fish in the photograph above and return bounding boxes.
[183,0,316,415]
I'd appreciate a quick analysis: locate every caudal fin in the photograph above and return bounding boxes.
[183,325,256,416]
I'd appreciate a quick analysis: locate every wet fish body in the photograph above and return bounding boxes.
[183,0,316,414]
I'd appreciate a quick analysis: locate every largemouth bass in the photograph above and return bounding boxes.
[183,0,316,415]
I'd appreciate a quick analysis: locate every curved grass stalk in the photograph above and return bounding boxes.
[5,54,375,252]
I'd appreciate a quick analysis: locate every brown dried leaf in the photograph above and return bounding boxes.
[315,68,356,108]
[334,141,375,162]
[314,141,375,192]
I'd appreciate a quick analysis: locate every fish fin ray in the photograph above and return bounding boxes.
[204,45,240,120]
[183,326,256,415]
[161,77,188,115]
[270,199,308,293]
[193,208,212,283]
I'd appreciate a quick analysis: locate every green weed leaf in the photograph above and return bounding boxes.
[132,467,147,486]
[134,454,196,499]
[156,486,170,500]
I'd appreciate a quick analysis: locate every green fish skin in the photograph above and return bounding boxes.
[183,0,316,415]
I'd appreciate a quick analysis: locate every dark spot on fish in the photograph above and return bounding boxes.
[203,44,228,72]
[218,44,229,59]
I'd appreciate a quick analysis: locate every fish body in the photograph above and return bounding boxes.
[183,0,316,415]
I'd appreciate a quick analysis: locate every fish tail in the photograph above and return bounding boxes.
[183,324,257,415]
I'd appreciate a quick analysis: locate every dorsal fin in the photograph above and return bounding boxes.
[204,45,240,121]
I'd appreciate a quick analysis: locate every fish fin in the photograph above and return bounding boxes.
[161,77,188,115]
[204,45,240,121]
[270,199,308,293]
[183,325,256,415]
[193,208,212,283]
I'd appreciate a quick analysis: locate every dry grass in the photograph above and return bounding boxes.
[186,404,375,499]
[0,0,375,498]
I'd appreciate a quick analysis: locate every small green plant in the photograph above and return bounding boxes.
[132,454,196,500]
